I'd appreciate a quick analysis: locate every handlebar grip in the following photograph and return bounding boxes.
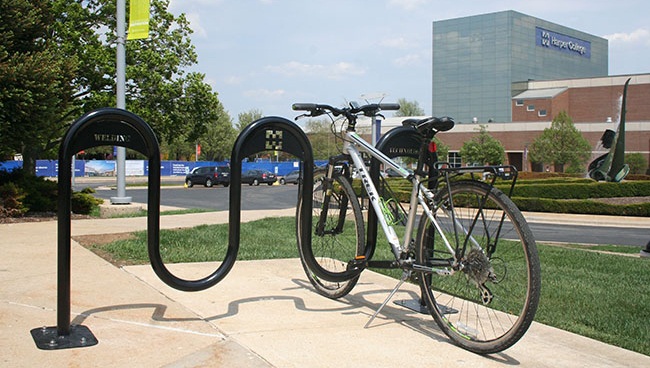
[379,103,401,111]
[292,103,317,111]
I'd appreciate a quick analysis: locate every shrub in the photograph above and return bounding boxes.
[513,197,650,217]
[0,169,58,212]
[498,181,650,199]
[0,182,29,217]
[625,153,648,175]
[0,169,101,216]
[71,192,103,214]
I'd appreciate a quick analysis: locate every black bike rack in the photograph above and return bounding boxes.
[229,117,314,268]
[31,111,313,350]
[367,125,424,257]
[31,108,162,350]
[149,116,314,292]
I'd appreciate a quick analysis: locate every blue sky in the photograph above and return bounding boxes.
[168,0,650,122]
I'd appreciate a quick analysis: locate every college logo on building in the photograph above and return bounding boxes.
[536,27,591,58]
[265,129,283,150]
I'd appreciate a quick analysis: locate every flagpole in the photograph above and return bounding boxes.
[111,0,132,205]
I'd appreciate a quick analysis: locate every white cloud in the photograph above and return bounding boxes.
[604,28,650,45]
[380,37,412,49]
[393,53,422,67]
[243,88,285,99]
[387,0,429,11]
[224,75,243,85]
[184,12,207,38]
[265,61,366,79]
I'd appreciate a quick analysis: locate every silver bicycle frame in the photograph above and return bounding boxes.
[343,131,459,261]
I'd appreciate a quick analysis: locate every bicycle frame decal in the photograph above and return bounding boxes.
[345,143,402,255]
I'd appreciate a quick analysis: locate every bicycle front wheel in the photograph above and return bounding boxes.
[416,180,540,354]
[297,174,365,298]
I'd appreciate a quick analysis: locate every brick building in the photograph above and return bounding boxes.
[356,11,649,173]
[361,74,650,173]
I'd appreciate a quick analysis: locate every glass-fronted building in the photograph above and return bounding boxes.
[432,10,608,123]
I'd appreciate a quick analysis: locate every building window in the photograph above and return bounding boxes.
[515,99,524,106]
[527,105,535,112]
[448,152,462,168]
[538,109,547,117]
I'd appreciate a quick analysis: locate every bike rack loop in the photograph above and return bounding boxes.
[367,125,423,259]
[229,116,314,271]
[151,117,314,292]
[31,108,161,350]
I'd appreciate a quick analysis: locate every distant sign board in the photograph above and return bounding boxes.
[536,27,591,58]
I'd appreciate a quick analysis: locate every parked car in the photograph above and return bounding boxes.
[185,165,230,187]
[241,169,277,186]
[279,170,300,185]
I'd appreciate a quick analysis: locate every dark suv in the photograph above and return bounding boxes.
[185,165,230,187]
[241,169,277,186]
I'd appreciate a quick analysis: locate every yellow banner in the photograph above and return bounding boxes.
[127,0,150,40]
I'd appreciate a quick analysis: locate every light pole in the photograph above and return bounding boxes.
[110,0,132,205]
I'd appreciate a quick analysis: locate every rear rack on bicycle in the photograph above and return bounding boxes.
[436,164,519,197]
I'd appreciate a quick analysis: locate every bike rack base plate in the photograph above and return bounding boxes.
[30,325,98,350]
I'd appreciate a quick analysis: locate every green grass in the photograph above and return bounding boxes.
[534,244,650,355]
[87,216,650,356]
[108,208,212,218]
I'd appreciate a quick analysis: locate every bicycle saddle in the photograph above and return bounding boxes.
[402,116,455,136]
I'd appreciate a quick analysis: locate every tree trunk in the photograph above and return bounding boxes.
[21,145,39,176]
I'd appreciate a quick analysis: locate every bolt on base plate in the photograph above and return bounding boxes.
[30,325,98,350]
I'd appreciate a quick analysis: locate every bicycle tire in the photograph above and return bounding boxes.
[297,174,365,294]
[416,180,540,354]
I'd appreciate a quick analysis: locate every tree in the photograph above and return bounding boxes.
[394,98,425,117]
[236,109,263,132]
[1,0,229,173]
[0,0,77,172]
[198,100,236,161]
[432,137,449,163]
[459,125,505,166]
[529,111,591,172]
[305,119,337,160]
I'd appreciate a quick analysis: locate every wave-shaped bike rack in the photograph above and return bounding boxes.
[31,108,162,350]
[367,124,425,257]
[230,117,314,267]
[31,111,314,350]
[152,116,314,292]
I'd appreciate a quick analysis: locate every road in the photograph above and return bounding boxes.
[92,183,301,212]
[91,183,649,248]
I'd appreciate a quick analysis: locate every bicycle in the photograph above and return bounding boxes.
[293,101,541,354]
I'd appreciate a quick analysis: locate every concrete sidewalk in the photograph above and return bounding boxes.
[1,209,649,367]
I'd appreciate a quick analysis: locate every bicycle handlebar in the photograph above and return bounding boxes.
[292,102,401,119]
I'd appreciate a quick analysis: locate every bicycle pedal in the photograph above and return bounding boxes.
[348,255,367,270]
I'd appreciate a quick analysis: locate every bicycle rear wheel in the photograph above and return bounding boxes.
[297,174,365,298]
[416,180,540,354]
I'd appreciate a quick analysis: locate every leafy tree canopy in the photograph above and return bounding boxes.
[394,98,425,117]
[236,109,263,132]
[305,118,338,160]
[529,111,592,172]
[459,125,505,166]
[1,0,232,173]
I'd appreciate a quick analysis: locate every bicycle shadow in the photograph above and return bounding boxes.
[70,278,519,364]
[293,278,521,365]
